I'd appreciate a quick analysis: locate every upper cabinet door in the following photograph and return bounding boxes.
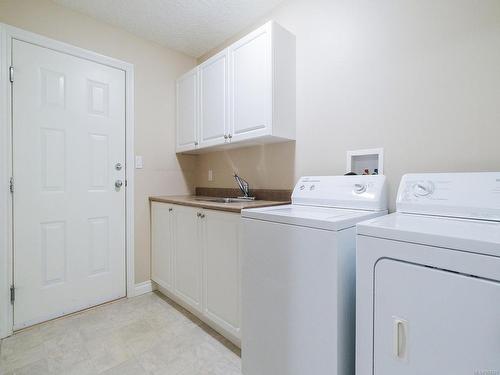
[199,50,229,148]
[176,68,198,152]
[229,23,272,142]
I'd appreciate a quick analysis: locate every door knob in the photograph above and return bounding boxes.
[115,180,123,189]
[115,163,122,171]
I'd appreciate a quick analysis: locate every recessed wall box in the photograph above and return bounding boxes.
[346,148,384,175]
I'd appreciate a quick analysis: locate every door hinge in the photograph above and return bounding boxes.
[9,66,14,83]
[9,177,14,193]
[10,285,15,303]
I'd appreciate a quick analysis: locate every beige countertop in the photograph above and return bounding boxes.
[149,195,290,213]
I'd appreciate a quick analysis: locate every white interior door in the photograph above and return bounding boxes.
[12,39,126,330]
[374,259,500,375]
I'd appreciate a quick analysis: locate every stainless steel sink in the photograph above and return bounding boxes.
[195,197,255,203]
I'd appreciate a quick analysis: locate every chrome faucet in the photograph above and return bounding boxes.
[234,174,254,200]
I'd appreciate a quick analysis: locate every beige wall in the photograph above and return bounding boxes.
[0,0,197,284]
[196,0,500,209]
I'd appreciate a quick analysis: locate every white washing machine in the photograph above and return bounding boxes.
[356,172,500,375]
[241,175,388,375]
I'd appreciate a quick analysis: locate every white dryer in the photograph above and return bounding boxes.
[356,172,500,375]
[241,175,388,375]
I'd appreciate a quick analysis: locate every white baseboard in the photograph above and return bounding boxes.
[134,280,156,296]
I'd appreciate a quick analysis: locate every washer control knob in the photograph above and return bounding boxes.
[354,183,367,194]
[299,185,306,190]
[413,181,434,197]
[310,184,316,191]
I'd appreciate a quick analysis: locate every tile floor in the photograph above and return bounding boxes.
[0,292,241,375]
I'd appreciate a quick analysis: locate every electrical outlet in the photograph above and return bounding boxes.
[208,169,213,182]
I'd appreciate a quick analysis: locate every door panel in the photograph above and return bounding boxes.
[229,24,272,142]
[176,69,198,151]
[151,203,174,291]
[12,40,126,329]
[199,51,228,147]
[203,210,240,337]
[173,206,202,311]
[374,259,500,375]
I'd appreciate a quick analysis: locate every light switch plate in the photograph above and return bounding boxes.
[135,155,143,169]
[208,169,213,181]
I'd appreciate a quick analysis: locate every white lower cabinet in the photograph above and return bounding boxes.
[172,205,203,312]
[151,202,174,290]
[151,202,241,344]
[202,210,241,339]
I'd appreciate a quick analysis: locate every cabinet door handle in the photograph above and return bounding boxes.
[194,141,199,146]
[228,134,232,139]
[197,212,201,217]
[168,208,173,212]
[200,213,205,218]
[224,134,228,140]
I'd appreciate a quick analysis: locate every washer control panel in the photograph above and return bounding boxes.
[397,173,500,221]
[292,175,388,211]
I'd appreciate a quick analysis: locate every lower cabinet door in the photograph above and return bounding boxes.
[173,205,202,312]
[151,202,174,291]
[374,258,500,375]
[202,210,241,338]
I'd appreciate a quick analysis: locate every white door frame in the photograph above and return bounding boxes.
[0,23,135,339]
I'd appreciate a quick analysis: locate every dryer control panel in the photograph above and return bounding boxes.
[292,175,388,212]
[397,172,500,221]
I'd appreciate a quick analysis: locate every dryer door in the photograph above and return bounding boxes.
[374,259,500,375]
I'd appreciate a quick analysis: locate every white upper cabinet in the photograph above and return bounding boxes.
[176,68,198,152]
[229,24,271,142]
[176,21,295,153]
[199,49,229,148]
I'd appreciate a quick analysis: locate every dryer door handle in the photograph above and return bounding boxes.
[393,317,409,361]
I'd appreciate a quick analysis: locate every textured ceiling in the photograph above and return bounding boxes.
[53,0,286,57]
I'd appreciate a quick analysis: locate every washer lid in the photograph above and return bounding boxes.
[242,204,387,231]
[357,213,500,257]
[397,172,500,221]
